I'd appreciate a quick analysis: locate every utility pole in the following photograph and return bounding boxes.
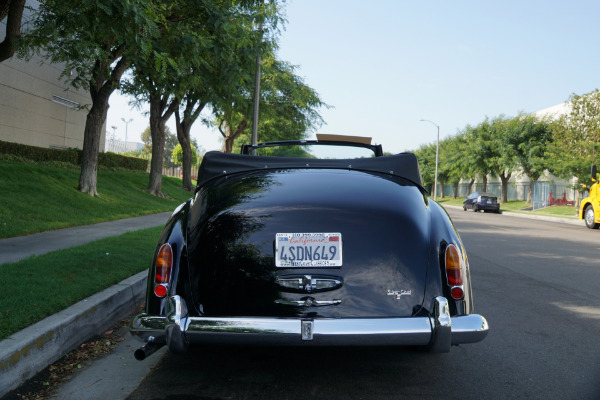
[250,12,264,150]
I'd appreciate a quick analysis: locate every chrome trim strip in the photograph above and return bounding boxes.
[274,298,342,307]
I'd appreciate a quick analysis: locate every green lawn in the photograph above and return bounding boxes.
[0,160,193,238]
[0,226,162,340]
[0,160,191,339]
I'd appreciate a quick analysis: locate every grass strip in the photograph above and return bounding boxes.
[0,160,193,238]
[0,226,162,340]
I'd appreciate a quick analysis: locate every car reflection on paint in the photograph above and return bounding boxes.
[463,191,501,213]
[130,134,489,360]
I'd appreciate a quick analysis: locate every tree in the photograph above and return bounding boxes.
[465,120,496,193]
[0,0,26,62]
[172,143,198,166]
[24,0,162,196]
[174,92,210,190]
[141,125,177,167]
[441,134,470,199]
[124,0,277,195]
[413,142,437,194]
[547,89,600,185]
[504,114,553,204]
[217,51,328,154]
[489,115,516,203]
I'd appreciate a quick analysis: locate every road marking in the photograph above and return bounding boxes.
[488,225,513,232]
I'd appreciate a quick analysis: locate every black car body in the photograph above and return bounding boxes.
[130,137,488,359]
[463,191,500,213]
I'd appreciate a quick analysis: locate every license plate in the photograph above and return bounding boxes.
[275,233,342,267]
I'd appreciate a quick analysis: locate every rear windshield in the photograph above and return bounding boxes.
[252,144,378,159]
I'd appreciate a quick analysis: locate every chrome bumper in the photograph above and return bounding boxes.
[130,296,488,354]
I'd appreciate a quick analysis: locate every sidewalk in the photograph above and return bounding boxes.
[0,212,172,398]
[0,212,172,264]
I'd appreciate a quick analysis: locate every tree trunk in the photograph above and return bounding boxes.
[0,0,26,62]
[147,97,166,197]
[499,171,512,204]
[439,176,445,199]
[220,119,248,153]
[77,56,130,196]
[147,93,179,197]
[175,100,205,191]
[78,100,109,196]
[223,133,235,153]
[526,174,540,205]
[482,174,488,192]
[175,112,193,191]
[467,179,475,196]
[453,182,458,199]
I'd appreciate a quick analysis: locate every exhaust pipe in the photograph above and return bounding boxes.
[134,342,165,361]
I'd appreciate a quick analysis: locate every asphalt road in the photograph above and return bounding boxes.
[119,208,600,400]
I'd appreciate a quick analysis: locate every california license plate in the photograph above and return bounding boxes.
[275,233,342,267]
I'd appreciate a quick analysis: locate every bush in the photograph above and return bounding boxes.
[0,140,147,171]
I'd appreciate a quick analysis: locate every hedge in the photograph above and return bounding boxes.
[0,140,147,171]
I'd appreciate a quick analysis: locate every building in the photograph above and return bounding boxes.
[0,1,102,151]
[104,137,143,154]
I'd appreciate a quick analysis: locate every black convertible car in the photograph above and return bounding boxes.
[130,135,488,359]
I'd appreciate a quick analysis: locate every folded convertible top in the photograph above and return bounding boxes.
[196,151,424,191]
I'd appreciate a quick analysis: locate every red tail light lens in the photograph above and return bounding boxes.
[154,284,168,298]
[155,244,173,284]
[451,286,464,300]
[445,244,463,286]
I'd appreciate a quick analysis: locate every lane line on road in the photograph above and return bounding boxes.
[488,225,514,232]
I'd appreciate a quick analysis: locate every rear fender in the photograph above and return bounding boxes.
[145,199,192,316]
[423,201,474,316]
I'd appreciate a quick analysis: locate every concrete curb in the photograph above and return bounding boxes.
[500,211,584,226]
[0,271,147,398]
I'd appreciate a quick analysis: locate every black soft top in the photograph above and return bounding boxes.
[196,151,424,192]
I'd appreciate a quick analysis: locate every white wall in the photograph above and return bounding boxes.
[0,0,101,151]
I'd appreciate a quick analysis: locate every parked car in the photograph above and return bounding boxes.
[130,135,489,359]
[463,191,500,213]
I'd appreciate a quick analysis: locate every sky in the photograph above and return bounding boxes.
[106,0,600,155]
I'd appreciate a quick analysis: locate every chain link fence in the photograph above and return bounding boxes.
[437,181,577,211]
[531,181,576,210]
[438,182,529,200]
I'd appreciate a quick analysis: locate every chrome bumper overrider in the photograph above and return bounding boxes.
[130,296,489,355]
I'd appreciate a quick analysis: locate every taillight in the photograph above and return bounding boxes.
[445,244,464,300]
[155,244,173,284]
[154,284,167,297]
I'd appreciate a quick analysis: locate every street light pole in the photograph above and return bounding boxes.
[111,126,117,152]
[419,119,440,201]
[121,118,133,143]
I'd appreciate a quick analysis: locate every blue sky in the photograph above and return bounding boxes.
[107,0,600,154]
